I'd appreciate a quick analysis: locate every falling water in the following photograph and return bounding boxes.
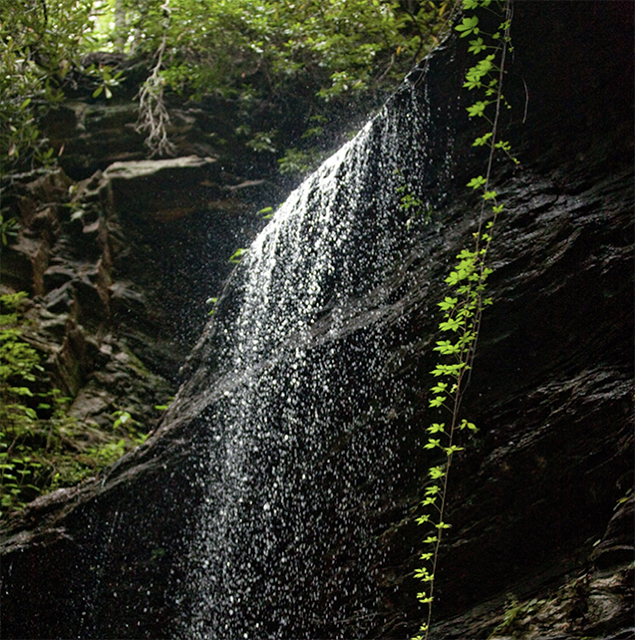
[178,76,455,640]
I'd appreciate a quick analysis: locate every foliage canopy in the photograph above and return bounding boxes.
[1,0,449,174]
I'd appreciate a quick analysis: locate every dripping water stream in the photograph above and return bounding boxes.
[178,78,456,640]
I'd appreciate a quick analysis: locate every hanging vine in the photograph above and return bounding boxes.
[413,1,518,638]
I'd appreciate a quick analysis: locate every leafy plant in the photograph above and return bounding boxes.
[88,0,450,157]
[2,1,450,173]
[486,595,545,639]
[0,292,150,517]
[0,210,20,246]
[0,0,96,174]
[88,64,125,99]
[395,171,433,229]
[0,291,59,511]
[412,1,518,637]
[278,147,323,178]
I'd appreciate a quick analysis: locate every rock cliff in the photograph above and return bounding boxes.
[1,3,633,639]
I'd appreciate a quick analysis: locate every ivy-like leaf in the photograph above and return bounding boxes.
[459,419,478,432]
[429,465,446,479]
[473,132,493,147]
[430,382,448,394]
[439,318,461,332]
[466,100,490,117]
[466,175,486,189]
[455,15,479,37]
[414,568,430,581]
[468,37,487,54]
[434,340,461,355]
[444,445,465,455]
[438,297,458,312]
[426,422,446,435]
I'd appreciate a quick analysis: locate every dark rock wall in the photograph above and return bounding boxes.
[0,162,261,428]
[1,3,633,639]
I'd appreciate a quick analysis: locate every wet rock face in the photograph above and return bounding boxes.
[0,153,264,633]
[1,3,633,640]
[0,138,278,640]
[43,56,266,183]
[0,151,272,424]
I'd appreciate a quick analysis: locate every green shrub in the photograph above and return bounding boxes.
[0,292,148,517]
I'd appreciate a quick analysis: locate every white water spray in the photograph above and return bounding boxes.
[180,81,452,639]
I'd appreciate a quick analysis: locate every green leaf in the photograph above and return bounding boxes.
[438,296,458,311]
[473,132,493,147]
[426,422,446,434]
[466,100,490,118]
[444,445,465,455]
[434,339,461,355]
[439,318,461,332]
[429,382,448,394]
[468,37,487,54]
[229,248,247,263]
[430,363,468,378]
[466,175,487,189]
[429,465,445,479]
[455,16,479,37]
[460,419,478,432]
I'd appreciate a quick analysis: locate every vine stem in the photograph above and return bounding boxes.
[465,0,512,385]
[418,2,512,638]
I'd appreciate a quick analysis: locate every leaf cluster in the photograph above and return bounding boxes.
[2,1,450,175]
[413,2,516,638]
[129,0,449,164]
[0,0,449,173]
[0,0,97,174]
[0,292,149,517]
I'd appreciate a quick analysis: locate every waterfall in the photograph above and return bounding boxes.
[179,77,455,640]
